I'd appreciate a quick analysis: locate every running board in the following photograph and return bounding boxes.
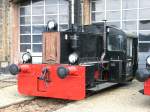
[87,82,118,91]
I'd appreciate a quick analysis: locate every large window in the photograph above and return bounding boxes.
[91,0,137,33]
[20,0,69,55]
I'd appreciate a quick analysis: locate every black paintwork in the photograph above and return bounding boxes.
[60,24,104,64]
[46,22,138,88]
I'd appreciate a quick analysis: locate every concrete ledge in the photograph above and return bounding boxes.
[0,85,35,108]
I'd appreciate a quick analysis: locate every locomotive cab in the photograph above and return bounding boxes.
[9,0,138,100]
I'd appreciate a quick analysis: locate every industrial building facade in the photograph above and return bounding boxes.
[5,0,150,68]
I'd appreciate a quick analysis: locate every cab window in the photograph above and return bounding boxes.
[107,28,126,51]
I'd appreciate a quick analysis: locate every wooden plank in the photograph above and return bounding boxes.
[42,32,60,64]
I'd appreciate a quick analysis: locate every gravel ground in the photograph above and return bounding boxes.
[0,98,70,112]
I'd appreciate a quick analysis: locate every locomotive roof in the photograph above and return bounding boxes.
[107,25,137,39]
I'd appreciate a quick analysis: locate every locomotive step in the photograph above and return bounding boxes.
[87,82,117,91]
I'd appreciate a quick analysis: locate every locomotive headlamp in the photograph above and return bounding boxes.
[146,55,150,66]
[22,52,32,63]
[68,52,79,64]
[47,20,57,31]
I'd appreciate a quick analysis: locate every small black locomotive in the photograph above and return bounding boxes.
[9,0,138,100]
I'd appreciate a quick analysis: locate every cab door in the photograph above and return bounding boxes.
[106,27,127,81]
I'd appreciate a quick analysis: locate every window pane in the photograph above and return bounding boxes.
[107,0,121,10]
[140,0,150,8]
[123,0,137,9]
[32,35,42,43]
[20,44,31,52]
[20,16,31,25]
[20,7,31,15]
[123,10,137,20]
[32,0,44,6]
[92,12,105,22]
[32,6,44,15]
[139,9,150,20]
[59,5,69,14]
[33,44,42,52]
[45,5,57,14]
[139,31,150,41]
[20,35,31,43]
[32,16,44,24]
[139,20,150,30]
[20,26,31,34]
[122,21,137,30]
[106,11,120,21]
[32,25,45,34]
[92,0,105,12]
[45,0,58,4]
[108,33,125,51]
[139,43,150,52]
[107,22,120,28]
[45,15,57,24]
[59,15,69,24]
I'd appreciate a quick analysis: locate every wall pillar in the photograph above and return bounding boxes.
[10,3,20,64]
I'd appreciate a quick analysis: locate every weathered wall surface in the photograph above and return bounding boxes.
[0,0,10,67]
